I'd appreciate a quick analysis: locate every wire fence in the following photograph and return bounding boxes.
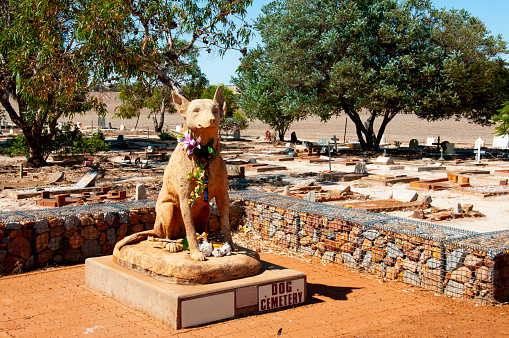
[2,191,509,304]
[231,190,509,304]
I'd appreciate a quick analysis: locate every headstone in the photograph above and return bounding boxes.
[19,164,24,178]
[443,142,455,155]
[426,137,435,146]
[117,134,124,142]
[136,184,147,200]
[97,117,106,128]
[264,131,271,141]
[108,122,112,129]
[391,189,418,202]
[283,186,290,196]
[47,171,64,183]
[232,130,240,139]
[409,139,419,151]
[146,146,153,153]
[306,190,316,202]
[493,135,509,149]
[120,124,125,131]
[354,161,368,174]
[76,122,82,129]
[8,128,13,135]
[375,156,394,164]
[337,185,351,194]
[291,132,298,143]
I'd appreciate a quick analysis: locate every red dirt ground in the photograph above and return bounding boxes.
[1,252,509,337]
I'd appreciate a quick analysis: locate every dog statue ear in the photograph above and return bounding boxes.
[213,86,227,117]
[172,91,189,117]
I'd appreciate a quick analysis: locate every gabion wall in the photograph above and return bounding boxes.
[231,191,509,304]
[0,200,156,273]
[2,191,509,304]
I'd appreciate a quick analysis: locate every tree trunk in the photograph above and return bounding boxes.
[152,94,167,133]
[278,130,285,141]
[26,141,48,167]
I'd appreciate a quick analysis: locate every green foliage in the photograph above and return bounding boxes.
[494,102,509,136]
[221,111,249,135]
[158,130,176,140]
[200,85,240,115]
[199,85,247,134]
[245,0,508,149]
[5,124,108,160]
[79,0,254,93]
[0,1,105,166]
[233,47,307,141]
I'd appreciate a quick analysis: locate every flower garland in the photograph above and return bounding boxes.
[172,129,221,205]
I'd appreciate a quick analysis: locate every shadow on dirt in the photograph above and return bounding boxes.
[306,282,362,303]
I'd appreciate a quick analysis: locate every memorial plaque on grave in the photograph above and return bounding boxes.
[74,170,99,188]
[317,139,330,146]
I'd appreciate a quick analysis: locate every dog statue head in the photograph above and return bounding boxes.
[172,87,226,145]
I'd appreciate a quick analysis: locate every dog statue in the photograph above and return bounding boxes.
[113,86,235,261]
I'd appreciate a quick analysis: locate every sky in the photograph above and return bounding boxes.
[198,0,509,85]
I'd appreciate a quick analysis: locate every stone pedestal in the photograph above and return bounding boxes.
[113,241,262,284]
[85,256,307,329]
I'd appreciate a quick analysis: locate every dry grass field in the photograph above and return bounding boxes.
[62,92,499,148]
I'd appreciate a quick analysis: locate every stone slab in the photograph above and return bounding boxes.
[252,165,287,172]
[85,256,307,329]
[114,241,262,284]
[405,166,447,172]
[360,175,420,187]
[375,156,394,164]
[392,189,418,202]
[8,186,103,200]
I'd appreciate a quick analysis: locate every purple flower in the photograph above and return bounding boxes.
[178,130,201,155]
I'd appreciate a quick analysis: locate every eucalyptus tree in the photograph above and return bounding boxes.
[250,0,508,149]
[116,56,208,133]
[233,47,308,141]
[81,0,253,94]
[0,0,105,166]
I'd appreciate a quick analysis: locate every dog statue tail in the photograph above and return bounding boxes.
[113,230,158,257]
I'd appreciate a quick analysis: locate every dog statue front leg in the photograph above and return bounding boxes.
[180,199,206,261]
[216,191,238,251]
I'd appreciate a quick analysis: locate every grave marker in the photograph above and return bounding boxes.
[375,156,394,164]
[475,137,484,163]
[354,161,368,174]
[136,184,147,200]
[493,135,509,149]
[426,137,435,146]
[306,190,316,202]
[409,139,419,151]
[331,135,339,150]
[98,117,106,128]
[317,139,332,171]
[74,170,99,188]
[443,142,455,155]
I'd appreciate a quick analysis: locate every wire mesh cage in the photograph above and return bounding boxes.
[443,230,509,304]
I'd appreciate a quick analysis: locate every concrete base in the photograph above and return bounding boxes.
[85,256,307,329]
